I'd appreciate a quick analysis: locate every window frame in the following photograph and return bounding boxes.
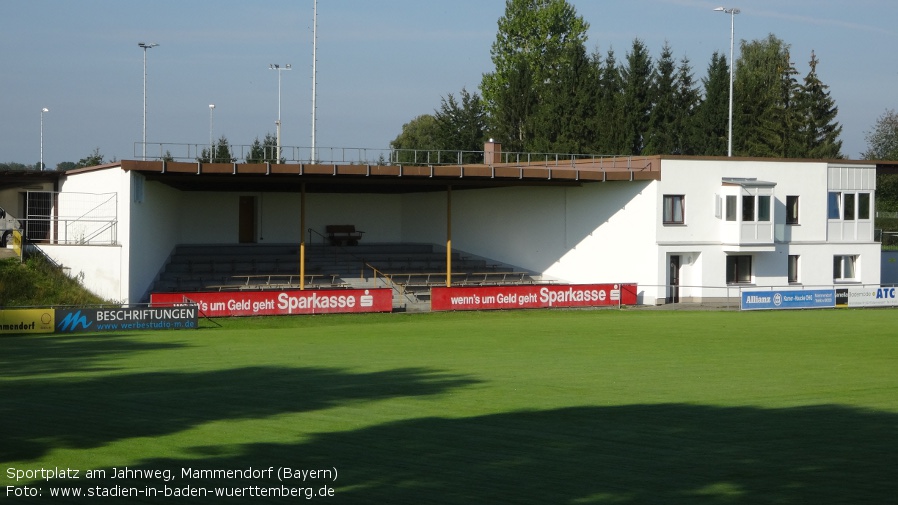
[786,195,799,225]
[741,195,755,222]
[726,255,753,284]
[662,194,685,225]
[858,193,871,220]
[828,192,841,220]
[833,255,858,282]
[788,254,799,284]
[725,195,737,222]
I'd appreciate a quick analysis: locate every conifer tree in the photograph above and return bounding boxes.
[620,39,654,155]
[794,51,843,159]
[696,52,730,156]
[644,43,677,155]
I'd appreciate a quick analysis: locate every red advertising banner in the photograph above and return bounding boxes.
[151,288,393,317]
[431,283,638,311]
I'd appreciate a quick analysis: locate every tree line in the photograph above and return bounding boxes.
[392,0,843,160]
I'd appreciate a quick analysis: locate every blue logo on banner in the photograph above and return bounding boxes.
[742,289,835,310]
[57,310,94,332]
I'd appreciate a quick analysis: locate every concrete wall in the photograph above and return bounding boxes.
[55,167,130,301]
[38,245,124,301]
[399,182,656,300]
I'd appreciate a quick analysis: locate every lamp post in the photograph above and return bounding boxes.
[714,7,739,157]
[40,107,49,171]
[208,104,215,162]
[269,63,291,161]
[138,42,159,160]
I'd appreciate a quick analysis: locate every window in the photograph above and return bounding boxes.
[786,195,799,224]
[725,195,737,221]
[663,195,685,224]
[828,192,841,219]
[844,193,856,220]
[742,195,755,221]
[859,193,871,220]
[758,195,771,222]
[829,192,871,221]
[833,255,858,281]
[726,255,752,284]
[788,255,799,283]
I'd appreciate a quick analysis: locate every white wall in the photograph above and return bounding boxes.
[55,168,130,301]
[38,245,124,301]
[655,159,880,301]
[399,182,657,297]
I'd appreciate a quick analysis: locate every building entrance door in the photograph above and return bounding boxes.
[239,196,256,243]
[667,255,680,304]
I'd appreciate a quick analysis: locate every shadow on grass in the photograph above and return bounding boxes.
[1,366,479,462]
[62,403,898,504]
[0,333,186,378]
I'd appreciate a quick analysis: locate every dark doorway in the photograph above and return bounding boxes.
[25,192,53,243]
[667,255,680,304]
[239,196,256,243]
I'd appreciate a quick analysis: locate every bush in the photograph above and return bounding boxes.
[0,255,109,307]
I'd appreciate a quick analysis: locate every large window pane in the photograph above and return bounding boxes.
[726,195,737,221]
[828,192,841,219]
[786,195,799,224]
[758,195,771,222]
[844,193,856,220]
[726,255,752,284]
[834,255,858,281]
[663,195,685,224]
[742,195,755,222]
[788,255,799,283]
[859,193,871,220]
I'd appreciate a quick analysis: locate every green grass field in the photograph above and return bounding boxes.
[2,308,897,503]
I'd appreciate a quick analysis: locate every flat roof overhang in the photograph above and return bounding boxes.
[119,157,662,193]
[0,170,60,191]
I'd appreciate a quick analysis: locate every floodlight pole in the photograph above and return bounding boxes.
[714,7,740,157]
[138,42,159,160]
[311,0,318,162]
[40,107,49,171]
[208,104,215,162]
[270,63,292,160]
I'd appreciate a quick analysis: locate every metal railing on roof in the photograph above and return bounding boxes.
[134,142,650,170]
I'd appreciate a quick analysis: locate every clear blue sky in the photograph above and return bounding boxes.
[2,0,896,168]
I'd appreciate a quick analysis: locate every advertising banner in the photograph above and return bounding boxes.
[55,307,199,333]
[845,286,898,308]
[0,309,54,334]
[431,283,638,311]
[151,288,393,317]
[741,289,835,311]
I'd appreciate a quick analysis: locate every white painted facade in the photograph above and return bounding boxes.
[42,157,879,305]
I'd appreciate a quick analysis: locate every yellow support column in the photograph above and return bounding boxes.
[300,183,306,290]
[446,185,452,287]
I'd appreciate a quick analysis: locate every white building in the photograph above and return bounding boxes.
[7,151,883,306]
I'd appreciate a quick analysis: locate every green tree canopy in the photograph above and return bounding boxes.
[793,51,842,159]
[390,114,441,164]
[433,88,487,162]
[695,51,730,156]
[75,148,105,168]
[481,0,589,149]
[246,133,280,164]
[199,136,235,163]
[733,34,799,157]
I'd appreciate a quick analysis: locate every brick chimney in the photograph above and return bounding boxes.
[484,139,502,164]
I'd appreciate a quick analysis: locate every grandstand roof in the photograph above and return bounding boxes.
[117,157,662,193]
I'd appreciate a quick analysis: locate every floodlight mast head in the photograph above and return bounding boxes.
[138,42,159,49]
